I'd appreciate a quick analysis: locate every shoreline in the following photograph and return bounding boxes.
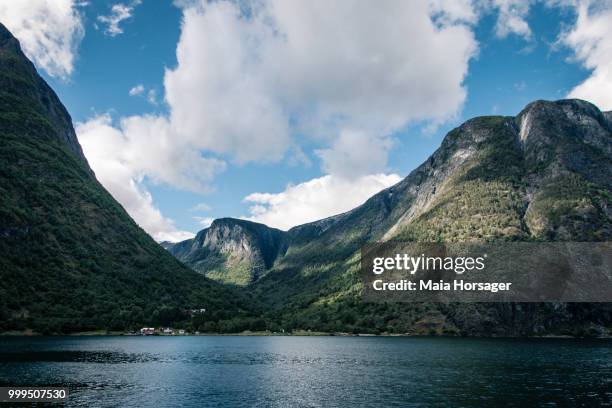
[0,330,607,339]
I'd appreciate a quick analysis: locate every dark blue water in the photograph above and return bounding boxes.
[0,336,611,407]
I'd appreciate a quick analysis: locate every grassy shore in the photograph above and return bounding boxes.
[0,329,406,337]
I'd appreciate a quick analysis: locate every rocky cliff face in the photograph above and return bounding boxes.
[166,218,286,285]
[384,100,612,242]
[168,99,612,336]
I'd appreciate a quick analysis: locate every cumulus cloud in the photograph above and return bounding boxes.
[76,114,221,242]
[163,0,478,171]
[562,1,612,110]
[316,130,395,178]
[97,0,141,37]
[79,0,481,239]
[80,114,226,193]
[0,0,84,78]
[163,2,290,163]
[491,0,533,40]
[243,174,402,230]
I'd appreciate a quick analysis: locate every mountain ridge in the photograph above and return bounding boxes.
[172,98,611,273]
[167,98,612,336]
[0,23,254,334]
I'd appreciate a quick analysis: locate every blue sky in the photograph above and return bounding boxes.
[2,0,611,241]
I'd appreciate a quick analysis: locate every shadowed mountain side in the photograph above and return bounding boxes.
[0,23,253,334]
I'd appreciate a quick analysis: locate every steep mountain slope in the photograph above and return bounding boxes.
[170,99,612,336]
[0,24,250,334]
[165,218,286,285]
[266,99,612,335]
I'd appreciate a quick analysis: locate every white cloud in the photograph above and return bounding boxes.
[0,0,84,78]
[77,0,481,238]
[430,0,479,25]
[128,84,158,105]
[316,130,395,178]
[563,1,612,110]
[193,216,214,228]
[76,114,220,242]
[129,84,145,96]
[97,0,141,37]
[243,173,402,230]
[492,0,533,40]
[164,2,290,163]
[164,0,478,172]
[78,114,226,193]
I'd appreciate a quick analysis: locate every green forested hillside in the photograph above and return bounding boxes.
[2,20,611,337]
[253,101,612,336]
[171,100,612,336]
[0,24,255,334]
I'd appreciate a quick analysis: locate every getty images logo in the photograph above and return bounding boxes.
[372,253,487,275]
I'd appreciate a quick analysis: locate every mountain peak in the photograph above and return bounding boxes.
[210,217,270,229]
[519,98,604,118]
[517,99,611,143]
[159,97,611,335]
[167,98,611,287]
[167,217,286,285]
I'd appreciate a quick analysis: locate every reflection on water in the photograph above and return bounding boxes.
[1,336,611,407]
[0,351,156,364]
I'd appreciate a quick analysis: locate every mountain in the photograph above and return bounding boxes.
[0,24,253,334]
[3,20,607,337]
[165,218,286,285]
[169,99,612,336]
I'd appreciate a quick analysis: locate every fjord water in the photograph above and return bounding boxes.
[0,337,611,407]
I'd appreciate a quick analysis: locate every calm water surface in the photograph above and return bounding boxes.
[0,336,611,407]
